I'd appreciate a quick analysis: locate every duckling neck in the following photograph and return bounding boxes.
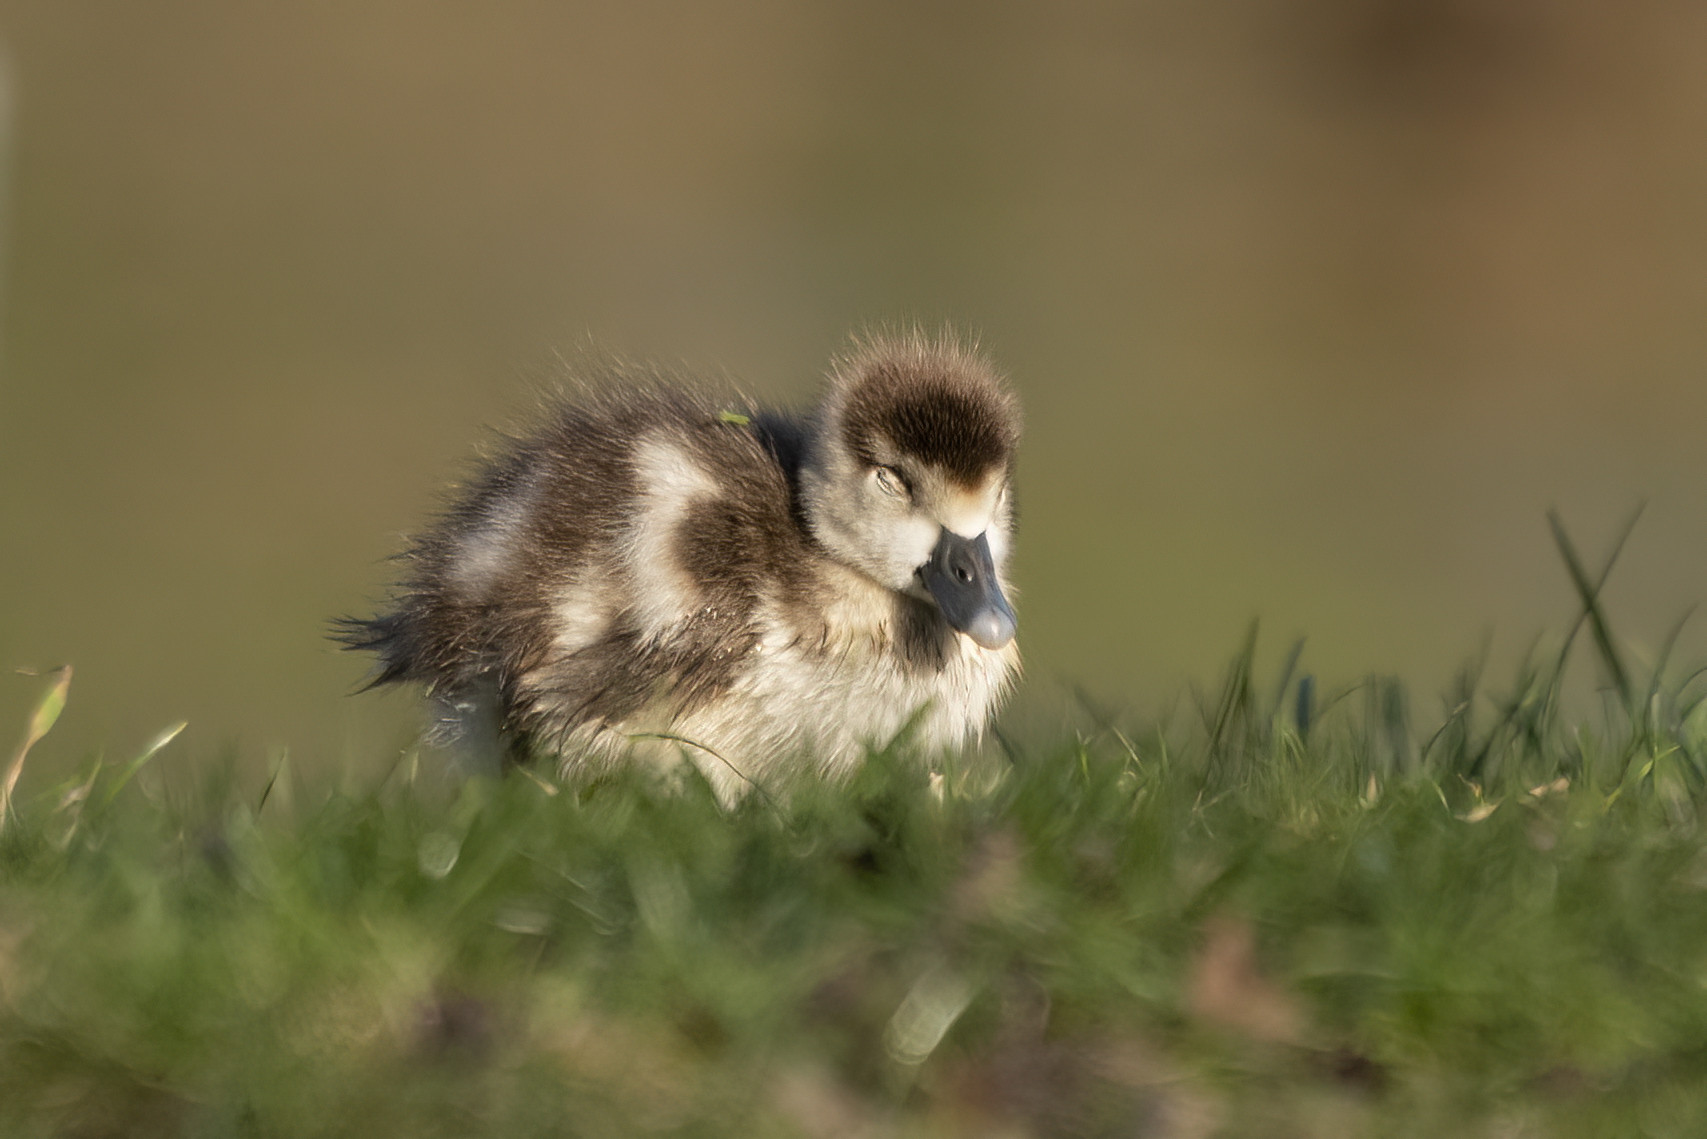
[751,410,810,482]
[751,410,825,554]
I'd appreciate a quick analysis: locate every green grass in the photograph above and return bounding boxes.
[8,525,1707,1136]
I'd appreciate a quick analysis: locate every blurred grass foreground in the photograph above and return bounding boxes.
[8,554,1707,1138]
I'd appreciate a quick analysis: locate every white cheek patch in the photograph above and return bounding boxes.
[625,437,718,637]
[985,482,1014,566]
[894,515,940,573]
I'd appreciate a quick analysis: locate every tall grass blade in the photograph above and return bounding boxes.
[2,665,72,825]
[99,721,186,808]
[1293,674,1315,737]
[1270,638,1306,720]
[1205,621,1259,765]
[257,749,293,814]
[1547,507,1639,712]
[1643,608,1693,720]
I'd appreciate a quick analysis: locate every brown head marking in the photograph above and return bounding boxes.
[835,336,1019,487]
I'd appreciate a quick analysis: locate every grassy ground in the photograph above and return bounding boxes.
[6,535,1707,1136]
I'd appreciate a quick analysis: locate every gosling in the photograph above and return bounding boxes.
[337,332,1021,798]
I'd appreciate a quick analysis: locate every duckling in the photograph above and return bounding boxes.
[337,332,1021,798]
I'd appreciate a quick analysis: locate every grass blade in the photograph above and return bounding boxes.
[1547,507,1639,712]
[1205,620,1259,763]
[2,665,72,825]
[100,720,187,808]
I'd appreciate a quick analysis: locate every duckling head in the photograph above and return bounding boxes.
[801,334,1021,651]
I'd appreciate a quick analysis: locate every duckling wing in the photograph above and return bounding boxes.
[349,383,812,761]
[517,399,819,735]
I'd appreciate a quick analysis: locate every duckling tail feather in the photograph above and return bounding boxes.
[329,612,419,692]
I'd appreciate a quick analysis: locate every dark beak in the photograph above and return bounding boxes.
[921,530,1017,650]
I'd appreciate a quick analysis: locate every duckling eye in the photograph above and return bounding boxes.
[872,465,910,501]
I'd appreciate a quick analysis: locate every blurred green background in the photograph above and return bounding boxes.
[3,1,1707,779]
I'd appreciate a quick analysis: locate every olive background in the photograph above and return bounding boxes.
[3,2,1706,778]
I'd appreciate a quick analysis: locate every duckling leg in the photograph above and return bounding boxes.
[428,674,509,777]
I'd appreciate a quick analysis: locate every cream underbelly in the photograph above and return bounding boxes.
[529,628,1017,803]
[679,634,1012,784]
